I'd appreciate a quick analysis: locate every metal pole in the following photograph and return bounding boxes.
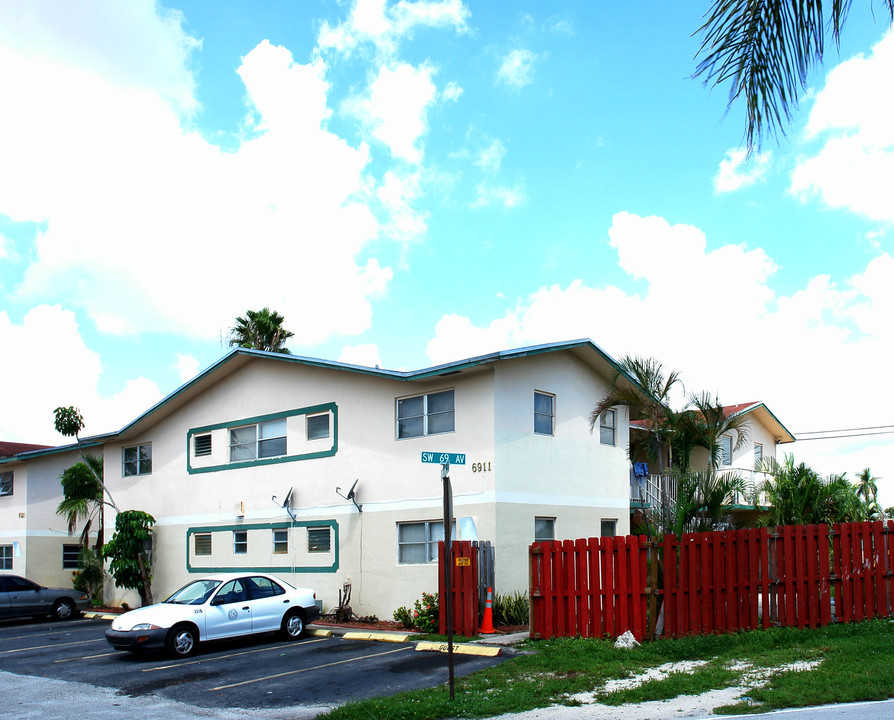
[442,462,454,700]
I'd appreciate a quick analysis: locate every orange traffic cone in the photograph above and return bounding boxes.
[479,586,495,634]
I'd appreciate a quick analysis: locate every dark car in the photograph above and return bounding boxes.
[0,574,90,621]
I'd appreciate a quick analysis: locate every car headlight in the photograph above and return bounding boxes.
[129,623,161,631]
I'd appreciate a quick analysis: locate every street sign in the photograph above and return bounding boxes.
[421,452,466,465]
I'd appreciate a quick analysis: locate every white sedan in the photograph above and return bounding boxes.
[105,573,320,657]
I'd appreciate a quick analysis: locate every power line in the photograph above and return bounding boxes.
[795,430,894,442]
[796,424,894,435]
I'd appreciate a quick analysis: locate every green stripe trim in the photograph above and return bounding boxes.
[186,403,338,474]
[185,519,339,574]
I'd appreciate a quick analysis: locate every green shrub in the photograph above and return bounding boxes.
[413,591,439,633]
[492,589,529,626]
[393,606,414,628]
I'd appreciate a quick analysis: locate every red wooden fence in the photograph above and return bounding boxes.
[438,540,480,636]
[525,520,894,642]
[529,536,650,641]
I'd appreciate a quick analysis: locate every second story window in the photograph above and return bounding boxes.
[720,435,733,466]
[534,392,555,436]
[397,389,454,439]
[754,443,763,466]
[599,410,616,446]
[0,471,13,496]
[230,418,287,462]
[123,444,152,476]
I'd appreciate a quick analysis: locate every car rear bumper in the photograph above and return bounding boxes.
[105,627,167,652]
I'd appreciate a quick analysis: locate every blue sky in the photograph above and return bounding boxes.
[1,1,892,500]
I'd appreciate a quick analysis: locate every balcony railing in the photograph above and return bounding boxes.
[630,468,772,510]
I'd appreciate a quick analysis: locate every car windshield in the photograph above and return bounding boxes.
[164,579,221,605]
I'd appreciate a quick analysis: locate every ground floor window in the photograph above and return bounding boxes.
[233,530,247,555]
[307,526,331,553]
[397,521,455,564]
[534,516,556,542]
[273,529,289,554]
[0,544,11,570]
[62,544,81,569]
[601,519,617,537]
[194,533,212,556]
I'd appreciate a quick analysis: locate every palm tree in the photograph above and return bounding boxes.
[590,355,682,475]
[855,467,881,515]
[694,0,894,151]
[689,392,750,471]
[229,307,294,354]
[57,455,105,549]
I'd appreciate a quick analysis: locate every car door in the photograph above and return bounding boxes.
[0,577,10,618]
[204,578,253,640]
[5,576,48,617]
[245,576,291,633]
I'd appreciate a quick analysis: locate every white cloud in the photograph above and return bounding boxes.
[714,147,773,193]
[0,0,200,117]
[318,0,470,59]
[0,306,161,443]
[496,49,537,89]
[173,354,200,383]
[0,8,428,347]
[790,28,894,221]
[338,343,383,367]
[354,62,438,163]
[472,182,526,209]
[441,80,463,102]
[425,212,894,500]
[476,139,506,173]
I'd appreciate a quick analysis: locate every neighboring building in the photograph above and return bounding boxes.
[0,340,639,618]
[630,401,796,522]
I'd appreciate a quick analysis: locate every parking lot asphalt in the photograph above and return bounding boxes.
[0,615,511,719]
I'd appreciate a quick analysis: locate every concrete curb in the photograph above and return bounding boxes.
[82,612,120,621]
[415,641,501,657]
[342,631,412,643]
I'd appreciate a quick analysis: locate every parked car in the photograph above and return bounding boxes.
[105,572,320,657]
[0,574,90,621]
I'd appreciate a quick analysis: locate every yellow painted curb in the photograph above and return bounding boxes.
[83,612,119,620]
[415,641,501,657]
[343,631,410,643]
[308,629,333,637]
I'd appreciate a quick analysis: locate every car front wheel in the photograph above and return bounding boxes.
[52,598,76,621]
[166,624,199,657]
[281,609,305,640]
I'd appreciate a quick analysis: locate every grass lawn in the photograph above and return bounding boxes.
[321,619,894,719]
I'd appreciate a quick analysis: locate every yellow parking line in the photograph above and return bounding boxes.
[210,645,411,691]
[143,637,328,672]
[54,651,118,663]
[0,638,101,655]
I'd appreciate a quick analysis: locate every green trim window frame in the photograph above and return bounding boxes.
[534,391,555,436]
[721,435,733,466]
[233,530,247,555]
[397,520,455,564]
[194,533,212,556]
[273,529,289,554]
[307,526,331,553]
[0,544,12,570]
[123,443,152,476]
[396,389,455,439]
[0,471,12,496]
[230,418,286,462]
[185,520,339,574]
[306,413,330,441]
[187,403,338,475]
[599,410,616,446]
[534,516,555,542]
[62,544,80,570]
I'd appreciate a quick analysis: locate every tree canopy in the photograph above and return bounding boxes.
[694,0,894,150]
[228,307,294,354]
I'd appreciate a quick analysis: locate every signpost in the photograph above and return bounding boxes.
[423,451,465,700]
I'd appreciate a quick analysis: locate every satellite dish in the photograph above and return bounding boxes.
[345,479,358,500]
[282,487,293,508]
[336,479,362,512]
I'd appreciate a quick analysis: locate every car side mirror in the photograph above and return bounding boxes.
[210,596,224,606]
